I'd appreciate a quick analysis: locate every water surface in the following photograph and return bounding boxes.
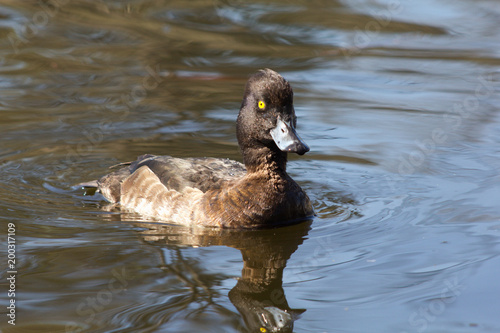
[0,0,499,332]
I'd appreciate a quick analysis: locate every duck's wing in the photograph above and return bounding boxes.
[97,154,246,203]
[134,155,246,192]
[95,160,137,203]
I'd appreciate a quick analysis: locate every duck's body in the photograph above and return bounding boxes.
[93,69,314,228]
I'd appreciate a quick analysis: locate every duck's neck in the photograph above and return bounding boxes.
[242,146,288,175]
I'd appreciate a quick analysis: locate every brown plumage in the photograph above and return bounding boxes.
[93,69,314,228]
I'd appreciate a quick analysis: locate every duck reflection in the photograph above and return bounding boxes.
[136,220,311,333]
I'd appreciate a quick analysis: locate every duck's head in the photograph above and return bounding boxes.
[236,69,309,168]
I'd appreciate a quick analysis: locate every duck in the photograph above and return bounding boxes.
[92,69,314,228]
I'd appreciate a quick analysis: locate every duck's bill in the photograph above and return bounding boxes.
[270,117,310,155]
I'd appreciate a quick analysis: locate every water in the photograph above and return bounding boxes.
[1,0,499,332]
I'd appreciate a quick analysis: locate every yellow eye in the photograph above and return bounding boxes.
[260,328,267,333]
[258,100,266,109]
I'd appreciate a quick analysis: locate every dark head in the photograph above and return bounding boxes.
[236,69,309,170]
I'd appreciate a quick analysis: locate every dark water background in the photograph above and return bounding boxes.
[0,0,499,332]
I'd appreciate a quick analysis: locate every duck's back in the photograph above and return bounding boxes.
[98,154,246,203]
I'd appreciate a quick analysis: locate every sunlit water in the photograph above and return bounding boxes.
[0,0,499,332]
